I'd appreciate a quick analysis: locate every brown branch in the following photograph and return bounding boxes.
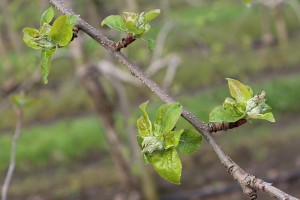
[48,1,299,199]
[114,34,136,51]
[208,119,247,133]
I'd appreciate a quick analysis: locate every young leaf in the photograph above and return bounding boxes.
[145,38,156,51]
[101,15,127,32]
[22,28,41,49]
[40,23,52,36]
[145,9,161,22]
[164,130,184,149]
[40,6,54,25]
[41,48,55,84]
[177,129,202,155]
[137,101,152,137]
[226,78,253,102]
[209,106,245,122]
[155,102,182,134]
[150,148,182,184]
[49,15,74,46]
[247,112,275,122]
[68,15,79,27]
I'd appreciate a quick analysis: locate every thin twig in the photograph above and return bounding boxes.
[2,110,22,200]
[48,1,299,199]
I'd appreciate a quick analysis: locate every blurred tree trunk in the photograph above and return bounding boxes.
[260,5,273,48]
[274,4,288,47]
[0,0,22,53]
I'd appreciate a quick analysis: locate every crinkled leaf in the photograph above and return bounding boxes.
[126,21,145,36]
[40,7,54,25]
[123,12,138,22]
[49,15,73,46]
[41,48,55,84]
[145,38,156,51]
[177,129,202,155]
[22,28,41,49]
[150,148,182,184]
[155,102,182,134]
[101,15,127,32]
[223,97,246,114]
[247,112,275,122]
[209,106,245,122]
[164,130,184,149]
[145,9,161,21]
[40,23,52,36]
[226,78,253,102]
[137,101,152,137]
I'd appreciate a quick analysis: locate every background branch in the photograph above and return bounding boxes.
[48,1,299,199]
[2,109,22,200]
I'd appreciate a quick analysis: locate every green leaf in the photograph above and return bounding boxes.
[226,78,253,102]
[137,101,152,137]
[40,7,54,26]
[49,15,74,46]
[223,97,246,114]
[68,15,79,27]
[41,48,55,84]
[101,15,127,32]
[145,38,156,51]
[22,28,41,49]
[40,23,52,36]
[177,129,202,155]
[123,12,138,22]
[155,102,182,134]
[247,112,275,122]
[164,130,184,149]
[150,148,182,184]
[209,106,245,122]
[145,9,161,21]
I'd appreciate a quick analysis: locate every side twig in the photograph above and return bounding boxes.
[2,110,22,200]
[48,1,299,199]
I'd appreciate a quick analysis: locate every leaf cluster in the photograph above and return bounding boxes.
[22,7,78,84]
[209,78,275,123]
[101,9,160,50]
[137,101,202,184]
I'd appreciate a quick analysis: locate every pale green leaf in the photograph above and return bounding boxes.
[22,28,41,49]
[209,106,245,122]
[155,102,182,134]
[247,112,275,122]
[150,148,182,184]
[164,130,184,149]
[177,129,202,155]
[49,15,73,46]
[41,48,55,84]
[40,7,54,25]
[68,15,79,27]
[101,15,127,32]
[145,38,156,51]
[226,78,253,102]
[40,23,52,36]
[137,101,152,137]
[145,9,161,21]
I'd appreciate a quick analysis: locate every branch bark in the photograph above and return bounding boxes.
[48,1,299,199]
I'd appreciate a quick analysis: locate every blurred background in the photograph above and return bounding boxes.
[0,0,300,199]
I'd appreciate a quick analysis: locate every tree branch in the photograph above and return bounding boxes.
[48,1,299,199]
[2,110,22,200]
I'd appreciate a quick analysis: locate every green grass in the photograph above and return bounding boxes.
[0,116,107,173]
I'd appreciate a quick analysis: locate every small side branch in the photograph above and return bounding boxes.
[113,34,136,51]
[208,119,247,133]
[2,110,22,200]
